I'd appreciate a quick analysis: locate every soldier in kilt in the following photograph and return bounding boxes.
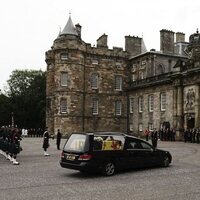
[4,127,12,160]
[43,127,50,156]
[9,128,22,165]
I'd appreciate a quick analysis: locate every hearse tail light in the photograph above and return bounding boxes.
[61,151,65,158]
[78,154,92,161]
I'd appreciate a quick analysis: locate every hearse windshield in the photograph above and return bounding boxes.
[63,134,89,152]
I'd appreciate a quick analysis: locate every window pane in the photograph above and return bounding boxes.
[116,62,121,68]
[139,71,144,79]
[161,93,166,111]
[138,96,143,112]
[130,98,134,113]
[61,73,68,86]
[141,142,152,149]
[92,98,98,115]
[60,53,68,60]
[132,74,136,81]
[92,59,98,64]
[139,123,143,131]
[63,134,88,152]
[91,74,98,89]
[148,123,153,131]
[115,76,122,90]
[60,99,67,113]
[93,135,124,151]
[115,101,121,115]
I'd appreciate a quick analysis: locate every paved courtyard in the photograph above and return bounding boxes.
[0,138,200,200]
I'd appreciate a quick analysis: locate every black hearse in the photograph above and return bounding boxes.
[60,132,172,176]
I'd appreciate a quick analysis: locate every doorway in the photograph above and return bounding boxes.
[187,117,195,129]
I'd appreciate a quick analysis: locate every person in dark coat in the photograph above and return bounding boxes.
[184,129,188,143]
[144,129,149,141]
[151,129,158,148]
[196,129,200,144]
[192,128,196,143]
[10,128,22,165]
[43,128,50,156]
[56,129,62,150]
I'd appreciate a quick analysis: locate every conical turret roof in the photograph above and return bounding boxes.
[141,38,147,53]
[189,28,200,44]
[60,15,78,36]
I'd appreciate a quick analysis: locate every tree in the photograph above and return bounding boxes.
[0,92,12,126]
[5,69,46,128]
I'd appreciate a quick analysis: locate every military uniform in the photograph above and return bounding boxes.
[196,129,200,144]
[43,129,50,156]
[0,127,22,165]
[10,128,22,164]
[56,129,62,150]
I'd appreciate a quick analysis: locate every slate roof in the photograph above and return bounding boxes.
[60,16,78,36]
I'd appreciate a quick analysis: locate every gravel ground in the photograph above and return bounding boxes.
[0,138,200,200]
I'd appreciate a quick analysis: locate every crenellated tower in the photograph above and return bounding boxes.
[46,15,86,134]
[46,15,128,135]
[187,29,200,66]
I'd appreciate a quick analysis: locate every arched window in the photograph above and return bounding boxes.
[157,64,164,75]
[139,71,144,79]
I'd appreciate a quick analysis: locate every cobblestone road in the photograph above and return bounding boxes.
[0,138,200,200]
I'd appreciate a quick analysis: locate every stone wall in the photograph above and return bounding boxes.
[46,35,129,135]
[130,83,174,136]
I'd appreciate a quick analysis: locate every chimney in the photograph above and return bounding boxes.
[97,34,108,48]
[160,29,175,54]
[176,32,185,42]
[75,24,82,38]
[125,35,142,56]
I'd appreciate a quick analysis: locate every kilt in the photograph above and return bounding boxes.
[3,140,9,152]
[9,143,21,154]
[0,137,3,150]
[42,139,49,149]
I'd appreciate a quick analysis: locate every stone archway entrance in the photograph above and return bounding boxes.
[185,113,195,129]
[162,121,170,130]
[187,117,195,129]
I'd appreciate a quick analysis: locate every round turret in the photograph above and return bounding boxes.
[189,29,200,44]
[187,29,200,62]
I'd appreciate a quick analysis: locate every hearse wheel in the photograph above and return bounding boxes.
[102,162,115,176]
[162,156,170,167]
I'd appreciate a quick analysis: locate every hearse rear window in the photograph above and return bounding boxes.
[64,134,89,152]
[93,135,125,151]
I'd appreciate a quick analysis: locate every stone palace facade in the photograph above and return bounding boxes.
[46,16,200,139]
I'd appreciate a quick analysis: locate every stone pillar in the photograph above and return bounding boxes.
[195,85,200,128]
[176,85,184,140]
[173,87,177,128]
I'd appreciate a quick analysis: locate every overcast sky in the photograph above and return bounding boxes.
[0,0,199,91]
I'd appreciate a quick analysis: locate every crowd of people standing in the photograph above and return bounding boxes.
[21,128,44,137]
[144,128,176,141]
[0,126,22,165]
[0,124,63,165]
[183,128,200,143]
[144,127,200,148]
[144,128,176,148]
